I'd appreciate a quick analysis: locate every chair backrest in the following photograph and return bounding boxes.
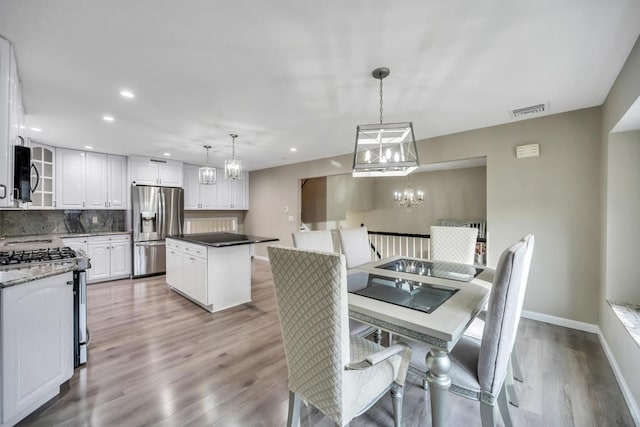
[477,237,532,396]
[292,230,334,252]
[338,227,372,269]
[268,245,350,422]
[430,225,479,265]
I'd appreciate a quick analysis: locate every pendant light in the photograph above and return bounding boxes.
[353,67,419,177]
[393,178,424,210]
[225,133,243,180]
[198,145,216,184]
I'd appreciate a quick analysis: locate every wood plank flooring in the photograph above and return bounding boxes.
[18,260,634,426]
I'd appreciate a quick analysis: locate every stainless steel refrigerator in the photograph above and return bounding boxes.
[132,185,184,277]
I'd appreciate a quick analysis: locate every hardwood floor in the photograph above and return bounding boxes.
[18,260,634,426]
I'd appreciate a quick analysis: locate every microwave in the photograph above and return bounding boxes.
[13,144,33,202]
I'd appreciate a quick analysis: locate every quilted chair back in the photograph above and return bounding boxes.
[292,230,335,252]
[478,239,531,397]
[268,245,350,423]
[430,225,479,265]
[338,227,372,269]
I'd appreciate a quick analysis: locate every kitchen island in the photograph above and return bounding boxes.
[166,232,278,312]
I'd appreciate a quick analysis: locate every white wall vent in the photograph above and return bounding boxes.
[516,143,540,159]
[509,103,548,119]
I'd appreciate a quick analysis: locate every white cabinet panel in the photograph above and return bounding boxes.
[166,247,182,287]
[110,237,131,278]
[86,234,131,283]
[87,242,110,282]
[184,164,217,210]
[30,143,56,209]
[1,272,73,426]
[108,155,127,209]
[55,148,86,209]
[184,255,207,304]
[61,237,88,257]
[215,173,248,210]
[129,156,183,187]
[85,152,108,209]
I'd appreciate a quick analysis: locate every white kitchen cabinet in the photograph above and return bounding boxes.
[166,239,208,305]
[128,156,183,187]
[56,149,126,209]
[215,172,249,210]
[29,142,56,209]
[55,148,86,209]
[183,164,217,210]
[107,154,127,209]
[0,37,25,208]
[87,234,131,283]
[166,238,251,312]
[1,272,73,426]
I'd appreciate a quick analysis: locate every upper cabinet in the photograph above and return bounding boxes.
[29,141,55,209]
[56,148,127,209]
[129,156,183,187]
[0,38,26,208]
[216,172,249,210]
[183,164,217,210]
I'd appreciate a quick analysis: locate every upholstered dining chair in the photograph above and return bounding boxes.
[268,246,412,427]
[338,226,373,269]
[401,236,534,427]
[292,230,334,252]
[291,230,379,343]
[429,225,478,265]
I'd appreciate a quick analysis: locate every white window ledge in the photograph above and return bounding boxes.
[608,300,640,348]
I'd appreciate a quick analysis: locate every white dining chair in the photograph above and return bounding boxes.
[268,246,412,427]
[430,225,478,265]
[292,230,379,343]
[291,230,334,252]
[402,236,534,427]
[338,227,373,269]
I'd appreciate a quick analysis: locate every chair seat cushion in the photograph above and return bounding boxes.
[344,335,401,420]
[401,336,482,398]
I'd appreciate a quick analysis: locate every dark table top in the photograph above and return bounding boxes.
[168,232,279,248]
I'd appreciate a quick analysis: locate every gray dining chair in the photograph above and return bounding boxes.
[401,236,534,427]
[291,230,379,343]
[268,246,412,427]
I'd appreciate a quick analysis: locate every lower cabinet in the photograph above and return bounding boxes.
[87,234,131,283]
[166,238,251,312]
[1,272,73,426]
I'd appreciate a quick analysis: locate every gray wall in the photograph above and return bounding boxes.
[601,35,640,414]
[246,106,602,324]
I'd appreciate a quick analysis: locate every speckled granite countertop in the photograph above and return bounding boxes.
[0,261,78,288]
[0,231,131,248]
[608,301,640,348]
[0,234,95,288]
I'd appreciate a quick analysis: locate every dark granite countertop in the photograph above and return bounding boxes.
[168,232,278,248]
[0,261,79,288]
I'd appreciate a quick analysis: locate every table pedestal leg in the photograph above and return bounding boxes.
[425,349,451,427]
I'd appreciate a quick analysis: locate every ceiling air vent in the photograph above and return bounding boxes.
[509,103,548,119]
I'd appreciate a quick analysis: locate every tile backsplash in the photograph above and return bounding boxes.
[0,210,127,237]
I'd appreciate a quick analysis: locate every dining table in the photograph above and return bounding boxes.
[347,255,494,427]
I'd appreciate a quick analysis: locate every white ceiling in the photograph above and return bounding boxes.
[0,1,639,171]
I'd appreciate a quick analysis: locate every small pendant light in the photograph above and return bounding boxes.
[198,145,216,184]
[224,133,243,180]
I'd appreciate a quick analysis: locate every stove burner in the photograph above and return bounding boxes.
[0,247,77,266]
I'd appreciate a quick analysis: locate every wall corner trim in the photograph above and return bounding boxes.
[521,310,639,425]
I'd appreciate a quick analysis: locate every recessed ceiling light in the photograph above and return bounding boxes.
[290,147,297,152]
[163,152,171,157]
[30,127,42,132]
[102,115,115,122]
[19,125,25,129]
[85,146,94,150]
[120,89,135,99]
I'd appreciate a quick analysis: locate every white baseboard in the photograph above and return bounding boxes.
[521,310,599,334]
[253,255,269,262]
[597,328,640,426]
[521,310,639,425]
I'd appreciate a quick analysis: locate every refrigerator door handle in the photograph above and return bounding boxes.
[158,191,165,239]
[135,241,166,247]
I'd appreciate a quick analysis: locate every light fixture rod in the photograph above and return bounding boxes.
[372,67,389,124]
[230,133,238,159]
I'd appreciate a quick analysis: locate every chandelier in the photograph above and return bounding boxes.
[198,145,216,184]
[224,133,243,180]
[394,179,424,210]
[353,67,419,177]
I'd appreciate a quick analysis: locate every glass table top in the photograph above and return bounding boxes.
[376,258,483,283]
[348,271,459,314]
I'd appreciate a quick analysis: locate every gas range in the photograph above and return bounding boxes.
[0,247,80,268]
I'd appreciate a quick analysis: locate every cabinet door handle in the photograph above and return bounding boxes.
[105,201,108,208]
[82,201,86,208]
[67,281,73,286]
[0,184,6,199]
[189,257,195,260]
